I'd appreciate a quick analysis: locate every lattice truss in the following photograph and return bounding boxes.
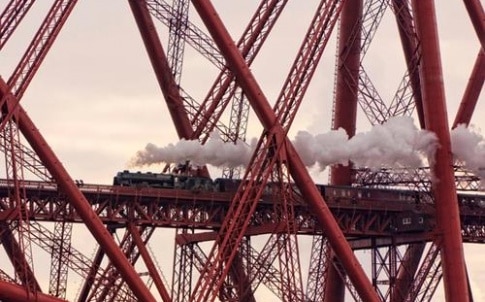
[0,0,484,301]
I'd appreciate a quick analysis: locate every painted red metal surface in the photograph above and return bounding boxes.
[0,280,67,302]
[129,0,192,140]
[326,0,362,300]
[453,49,485,128]
[128,224,172,301]
[412,0,470,300]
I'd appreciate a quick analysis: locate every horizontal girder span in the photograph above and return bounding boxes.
[2,180,485,241]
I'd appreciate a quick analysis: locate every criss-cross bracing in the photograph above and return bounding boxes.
[0,0,484,301]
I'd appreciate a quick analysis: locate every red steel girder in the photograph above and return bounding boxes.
[412,0,469,300]
[1,1,482,300]
[453,0,485,128]
[0,280,67,302]
[453,49,485,128]
[76,246,105,301]
[86,226,154,301]
[48,220,72,298]
[324,250,346,301]
[189,1,379,301]
[27,221,107,291]
[226,244,257,302]
[271,168,305,301]
[146,0,225,69]
[179,1,343,298]
[464,0,485,48]
[191,0,288,142]
[167,0,189,85]
[6,0,77,100]
[190,0,339,297]
[127,224,172,302]
[328,0,393,127]
[0,0,35,50]
[129,0,193,140]
[245,235,288,299]
[171,230,194,302]
[3,120,38,295]
[0,221,41,292]
[394,243,426,302]
[327,0,362,300]
[144,0,228,138]
[391,0,425,128]
[305,236,330,301]
[273,0,343,128]
[192,244,234,301]
[404,241,442,302]
[183,232,293,301]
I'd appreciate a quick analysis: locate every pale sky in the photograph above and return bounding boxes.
[0,1,484,301]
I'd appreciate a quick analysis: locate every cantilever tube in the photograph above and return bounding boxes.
[0,280,67,302]
[412,0,470,301]
[453,49,485,128]
[128,0,193,140]
[190,1,379,301]
[327,0,362,300]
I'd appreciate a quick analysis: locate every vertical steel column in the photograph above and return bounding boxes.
[412,1,469,301]
[331,0,362,144]
[327,1,363,301]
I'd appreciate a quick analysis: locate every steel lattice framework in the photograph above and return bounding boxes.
[0,0,484,301]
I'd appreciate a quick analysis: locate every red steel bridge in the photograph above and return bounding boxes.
[0,1,484,301]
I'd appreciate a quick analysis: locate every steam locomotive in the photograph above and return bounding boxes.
[113,170,214,191]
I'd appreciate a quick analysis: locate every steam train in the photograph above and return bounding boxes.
[113,170,485,204]
[112,170,424,202]
[112,170,242,192]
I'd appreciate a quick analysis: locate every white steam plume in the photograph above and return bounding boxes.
[129,132,256,169]
[130,116,441,171]
[451,124,485,178]
[294,116,438,170]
